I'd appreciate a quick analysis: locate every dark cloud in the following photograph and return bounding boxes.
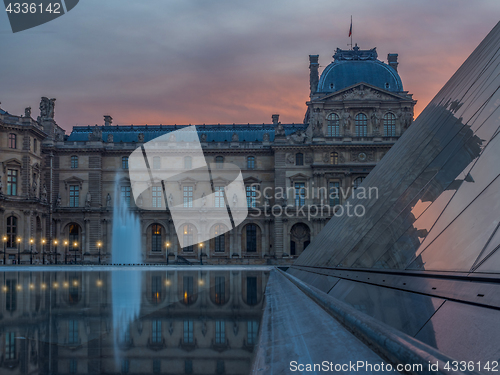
[0,0,498,132]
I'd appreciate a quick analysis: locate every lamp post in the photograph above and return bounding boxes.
[74,242,78,264]
[42,239,46,265]
[3,236,7,265]
[64,241,68,264]
[97,242,102,265]
[166,242,170,265]
[30,239,34,265]
[54,240,58,265]
[199,243,203,265]
[17,238,21,264]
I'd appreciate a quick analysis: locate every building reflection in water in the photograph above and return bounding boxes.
[0,269,269,374]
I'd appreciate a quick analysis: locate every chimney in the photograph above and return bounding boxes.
[272,114,279,125]
[104,115,113,127]
[388,53,398,72]
[309,55,319,95]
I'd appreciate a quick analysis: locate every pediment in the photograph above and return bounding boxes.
[2,158,22,173]
[244,176,262,185]
[315,83,407,103]
[63,176,84,189]
[289,173,309,181]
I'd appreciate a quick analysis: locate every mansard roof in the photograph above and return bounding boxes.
[66,123,307,143]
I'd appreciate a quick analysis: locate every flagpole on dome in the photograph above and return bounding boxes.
[348,15,353,50]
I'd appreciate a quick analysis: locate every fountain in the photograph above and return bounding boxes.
[111,177,142,363]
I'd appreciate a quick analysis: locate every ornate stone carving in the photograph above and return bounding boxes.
[55,194,61,208]
[403,107,413,129]
[342,86,382,101]
[305,154,313,164]
[24,107,31,118]
[107,134,113,143]
[39,97,56,119]
[41,184,47,203]
[88,125,102,141]
[263,132,270,142]
[323,153,330,163]
[106,193,112,207]
[339,153,346,163]
[138,133,145,142]
[290,130,307,143]
[231,133,239,142]
[168,193,174,206]
[200,133,207,142]
[85,191,91,208]
[312,121,324,137]
[275,123,285,136]
[341,110,351,130]
[286,154,294,164]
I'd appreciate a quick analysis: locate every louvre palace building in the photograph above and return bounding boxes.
[0,45,415,265]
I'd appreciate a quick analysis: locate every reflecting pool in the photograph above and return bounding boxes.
[0,267,270,374]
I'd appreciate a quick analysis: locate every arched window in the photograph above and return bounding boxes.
[247,156,255,170]
[69,224,80,252]
[182,224,194,252]
[214,224,226,253]
[330,152,338,165]
[153,156,161,170]
[151,224,162,252]
[383,112,396,136]
[184,156,192,170]
[71,155,78,169]
[353,177,365,189]
[355,113,367,137]
[327,113,340,136]
[6,216,17,248]
[246,224,257,252]
[8,133,16,149]
[215,156,224,169]
[295,153,304,166]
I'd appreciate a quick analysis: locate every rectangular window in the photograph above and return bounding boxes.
[214,186,225,208]
[153,156,161,170]
[121,186,131,206]
[69,359,77,374]
[153,360,161,374]
[69,185,79,207]
[122,156,129,169]
[152,186,162,208]
[152,320,162,343]
[246,185,257,208]
[329,181,340,206]
[247,156,255,169]
[8,134,16,149]
[215,320,225,344]
[7,169,17,196]
[185,359,193,374]
[5,332,15,360]
[71,156,78,169]
[247,321,259,345]
[294,182,306,207]
[214,276,225,304]
[247,277,258,305]
[183,186,193,208]
[183,320,194,343]
[68,320,78,344]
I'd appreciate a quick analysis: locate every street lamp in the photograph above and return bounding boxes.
[166,242,170,265]
[30,238,34,265]
[97,241,102,264]
[74,242,78,264]
[17,237,21,264]
[42,239,46,265]
[64,240,68,264]
[3,236,7,265]
[54,240,58,265]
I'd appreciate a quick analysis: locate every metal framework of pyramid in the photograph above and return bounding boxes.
[289,21,500,365]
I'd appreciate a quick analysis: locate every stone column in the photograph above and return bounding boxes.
[263,219,271,257]
[84,218,90,258]
[282,218,289,257]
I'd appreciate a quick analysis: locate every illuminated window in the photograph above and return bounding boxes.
[182,225,194,252]
[183,277,194,304]
[330,152,338,165]
[151,225,162,252]
[246,185,257,208]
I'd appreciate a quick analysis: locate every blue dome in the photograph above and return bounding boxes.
[317,46,403,93]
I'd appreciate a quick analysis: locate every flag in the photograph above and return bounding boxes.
[348,19,352,37]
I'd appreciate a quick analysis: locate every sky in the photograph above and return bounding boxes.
[0,0,499,133]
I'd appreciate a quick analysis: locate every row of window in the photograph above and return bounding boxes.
[326,112,397,137]
[295,152,338,165]
[7,133,38,152]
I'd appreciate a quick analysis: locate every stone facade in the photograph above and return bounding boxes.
[0,46,416,265]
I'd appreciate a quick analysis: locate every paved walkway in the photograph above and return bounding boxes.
[252,270,397,374]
